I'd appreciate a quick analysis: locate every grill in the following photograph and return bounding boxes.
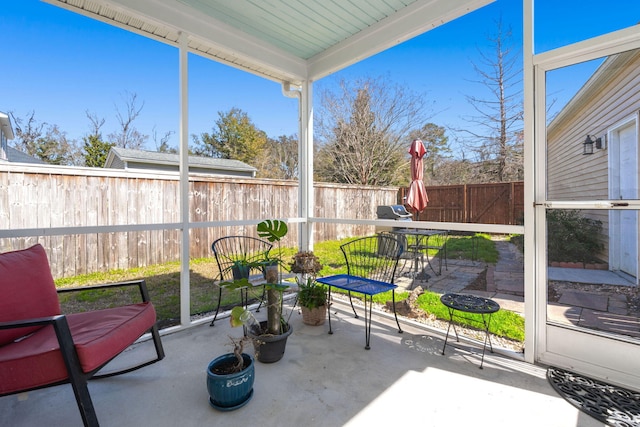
[375,205,412,234]
[376,205,412,220]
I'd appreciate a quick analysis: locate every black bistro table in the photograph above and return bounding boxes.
[440,293,500,369]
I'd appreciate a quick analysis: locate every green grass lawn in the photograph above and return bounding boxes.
[55,233,524,342]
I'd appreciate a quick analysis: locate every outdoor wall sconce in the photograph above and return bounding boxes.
[583,135,602,155]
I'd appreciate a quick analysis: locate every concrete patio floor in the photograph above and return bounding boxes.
[0,298,605,427]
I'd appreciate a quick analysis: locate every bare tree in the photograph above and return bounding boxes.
[315,76,433,186]
[152,126,176,153]
[86,111,105,137]
[108,91,148,149]
[257,134,298,179]
[10,111,80,165]
[457,18,523,182]
[83,111,113,167]
[9,111,46,155]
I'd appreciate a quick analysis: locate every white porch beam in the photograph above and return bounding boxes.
[46,0,308,84]
[307,0,494,81]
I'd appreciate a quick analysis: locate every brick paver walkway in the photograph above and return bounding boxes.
[395,238,640,337]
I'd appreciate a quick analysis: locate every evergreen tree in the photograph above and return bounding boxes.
[193,107,266,166]
[83,134,114,167]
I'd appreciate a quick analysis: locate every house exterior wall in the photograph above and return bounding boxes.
[546,49,640,261]
[0,130,7,162]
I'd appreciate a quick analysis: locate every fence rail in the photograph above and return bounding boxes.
[0,165,397,278]
[1,165,523,278]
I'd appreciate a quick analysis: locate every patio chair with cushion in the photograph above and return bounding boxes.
[0,244,165,427]
[209,235,273,326]
[316,234,404,349]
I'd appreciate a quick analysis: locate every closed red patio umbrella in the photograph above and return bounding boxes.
[405,138,429,217]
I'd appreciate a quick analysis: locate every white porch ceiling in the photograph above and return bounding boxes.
[45,0,493,85]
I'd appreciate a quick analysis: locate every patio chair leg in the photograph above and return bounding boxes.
[92,323,165,379]
[364,295,372,350]
[392,290,403,333]
[347,290,358,318]
[256,285,266,312]
[53,317,100,427]
[328,287,334,335]
[210,287,224,327]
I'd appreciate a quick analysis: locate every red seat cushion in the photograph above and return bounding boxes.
[0,245,61,346]
[0,302,157,394]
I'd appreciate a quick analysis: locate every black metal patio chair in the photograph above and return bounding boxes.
[317,234,404,349]
[209,236,273,326]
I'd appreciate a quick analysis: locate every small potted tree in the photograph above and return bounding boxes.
[206,312,255,410]
[290,251,327,326]
[227,219,293,363]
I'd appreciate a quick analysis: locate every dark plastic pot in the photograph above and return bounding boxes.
[231,264,250,280]
[248,321,293,363]
[206,353,254,411]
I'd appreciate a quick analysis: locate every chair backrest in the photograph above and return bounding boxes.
[0,244,61,346]
[340,235,404,284]
[211,236,273,280]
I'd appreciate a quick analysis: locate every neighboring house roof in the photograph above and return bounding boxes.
[104,147,257,177]
[4,147,46,164]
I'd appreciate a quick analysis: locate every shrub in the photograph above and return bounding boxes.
[547,209,604,263]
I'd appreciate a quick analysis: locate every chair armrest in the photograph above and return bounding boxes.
[57,279,151,303]
[0,314,66,330]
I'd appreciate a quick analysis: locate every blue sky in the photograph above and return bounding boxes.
[2,1,640,155]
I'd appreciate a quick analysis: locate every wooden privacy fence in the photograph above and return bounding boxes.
[0,165,397,278]
[399,182,524,225]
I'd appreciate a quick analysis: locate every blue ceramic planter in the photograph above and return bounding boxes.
[206,353,254,411]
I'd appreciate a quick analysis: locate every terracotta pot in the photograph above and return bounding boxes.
[301,305,327,326]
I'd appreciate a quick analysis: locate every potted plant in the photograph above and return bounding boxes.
[290,251,327,326]
[206,317,254,411]
[227,219,293,363]
[231,259,251,280]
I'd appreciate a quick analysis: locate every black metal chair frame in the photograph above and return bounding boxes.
[319,234,404,349]
[209,236,273,327]
[380,230,449,290]
[0,280,165,427]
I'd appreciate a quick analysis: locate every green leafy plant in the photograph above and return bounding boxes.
[290,251,326,309]
[547,209,604,263]
[255,220,290,334]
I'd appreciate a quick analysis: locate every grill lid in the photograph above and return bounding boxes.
[376,205,412,219]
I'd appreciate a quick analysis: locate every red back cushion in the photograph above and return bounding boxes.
[0,244,61,346]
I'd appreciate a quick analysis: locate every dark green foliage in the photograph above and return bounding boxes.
[193,107,267,165]
[547,210,604,263]
[83,135,114,167]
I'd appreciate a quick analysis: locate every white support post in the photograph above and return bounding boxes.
[522,0,536,363]
[299,81,314,252]
[178,32,191,327]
